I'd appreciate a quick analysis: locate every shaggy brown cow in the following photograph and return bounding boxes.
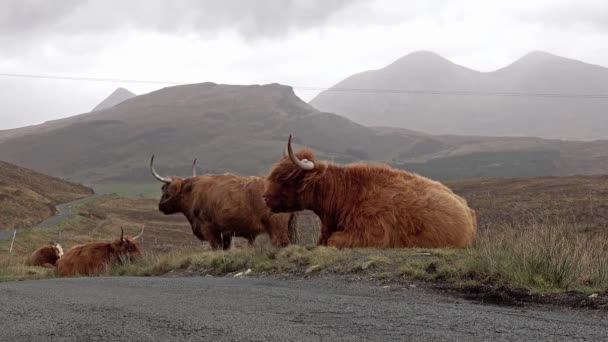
[150,155,295,249]
[262,135,477,248]
[56,226,144,276]
[26,242,64,268]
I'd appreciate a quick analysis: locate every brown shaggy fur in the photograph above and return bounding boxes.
[264,148,477,248]
[26,242,63,268]
[56,231,141,276]
[157,174,294,249]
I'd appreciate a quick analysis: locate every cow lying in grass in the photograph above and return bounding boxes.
[150,155,295,249]
[56,226,144,276]
[26,242,64,268]
[263,134,477,248]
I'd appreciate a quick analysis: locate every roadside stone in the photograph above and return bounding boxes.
[244,268,252,275]
[588,293,598,298]
[382,285,390,289]
[234,272,244,277]
[305,265,322,275]
[361,260,375,270]
[409,284,417,289]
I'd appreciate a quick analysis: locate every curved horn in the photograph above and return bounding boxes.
[192,159,197,177]
[287,134,314,171]
[120,227,124,241]
[150,155,171,183]
[133,224,145,240]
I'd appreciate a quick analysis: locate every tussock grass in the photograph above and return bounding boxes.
[469,222,608,292]
[0,254,55,282]
[1,194,606,296]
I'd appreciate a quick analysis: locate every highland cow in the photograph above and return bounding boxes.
[150,155,295,249]
[56,226,144,276]
[26,242,64,268]
[262,134,477,248]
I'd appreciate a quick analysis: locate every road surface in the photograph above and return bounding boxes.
[0,276,606,341]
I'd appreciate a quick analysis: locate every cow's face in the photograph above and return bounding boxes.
[149,155,196,215]
[158,177,185,214]
[112,238,142,261]
[263,148,317,213]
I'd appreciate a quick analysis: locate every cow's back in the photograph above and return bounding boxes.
[56,242,113,276]
[337,164,477,248]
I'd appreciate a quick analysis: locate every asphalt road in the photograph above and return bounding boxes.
[1,276,606,341]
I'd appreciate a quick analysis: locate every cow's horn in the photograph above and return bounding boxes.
[287,134,314,171]
[192,159,197,177]
[120,228,124,241]
[150,155,171,183]
[133,224,145,240]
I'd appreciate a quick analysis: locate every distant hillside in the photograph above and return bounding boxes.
[0,161,93,229]
[310,51,608,140]
[0,82,607,184]
[448,175,608,234]
[92,87,136,112]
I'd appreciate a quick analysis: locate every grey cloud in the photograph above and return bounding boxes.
[0,0,359,42]
[517,1,608,31]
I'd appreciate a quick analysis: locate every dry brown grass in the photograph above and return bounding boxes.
[0,160,93,229]
[2,176,608,296]
[471,222,608,291]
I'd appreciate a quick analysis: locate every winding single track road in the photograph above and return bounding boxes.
[0,276,606,341]
[0,195,98,241]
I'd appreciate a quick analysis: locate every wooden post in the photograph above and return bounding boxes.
[9,230,16,253]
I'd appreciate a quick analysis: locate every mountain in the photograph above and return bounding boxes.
[0,82,606,185]
[0,160,93,229]
[310,51,608,140]
[92,87,136,112]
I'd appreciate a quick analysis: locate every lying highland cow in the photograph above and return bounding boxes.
[26,242,64,268]
[262,134,477,248]
[150,156,295,249]
[56,226,144,276]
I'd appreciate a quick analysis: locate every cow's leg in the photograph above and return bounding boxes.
[326,231,353,248]
[262,216,289,248]
[219,233,232,250]
[191,221,207,242]
[270,230,289,247]
[317,222,333,246]
[267,223,289,247]
[201,227,221,249]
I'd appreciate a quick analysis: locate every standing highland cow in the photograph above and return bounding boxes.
[150,155,295,249]
[56,226,144,276]
[26,242,64,268]
[263,134,477,248]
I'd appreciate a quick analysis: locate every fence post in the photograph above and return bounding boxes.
[9,229,16,253]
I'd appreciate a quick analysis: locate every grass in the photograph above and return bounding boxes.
[2,220,607,296]
[2,179,608,300]
[470,222,608,292]
[93,183,160,198]
[0,160,93,229]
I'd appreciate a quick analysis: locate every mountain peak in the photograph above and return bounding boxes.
[387,51,451,67]
[91,87,136,112]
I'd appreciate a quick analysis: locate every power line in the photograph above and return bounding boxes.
[0,72,183,86]
[2,71,608,99]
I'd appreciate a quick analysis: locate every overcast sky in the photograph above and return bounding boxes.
[1,0,607,129]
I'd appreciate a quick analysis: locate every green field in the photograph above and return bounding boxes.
[93,183,160,198]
